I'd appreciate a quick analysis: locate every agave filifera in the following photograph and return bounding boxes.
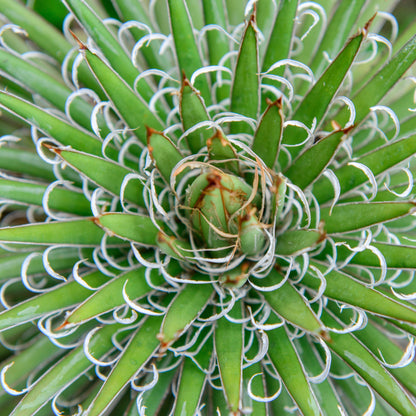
[0,0,416,415]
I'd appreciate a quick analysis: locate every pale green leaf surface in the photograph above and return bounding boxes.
[9,323,123,416]
[261,269,325,335]
[215,300,243,413]
[320,202,416,234]
[276,229,324,255]
[0,270,109,330]
[322,309,416,416]
[0,218,105,246]
[86,315,162,416]
[267,325,322,416]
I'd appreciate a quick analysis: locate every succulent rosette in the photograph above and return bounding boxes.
[0,0,415,415]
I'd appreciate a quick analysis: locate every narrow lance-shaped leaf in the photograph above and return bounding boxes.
[336,34,416,127]
[0,269,110,330]
[276,229,325,256]
[147,128,184,184]
[303,261,416,323]
[322,309,416,416]
[261,268,326,336]
[159,273,213,346]
[252,99,284,169]
[230,13,259,135]
[0,177,91,216]
[9,323,124,416]
[180,76,214,154]
[313,134,416,203]
[95,213,160,246]
[51,146,145,207]
[215,300,243,413]
[207,130,240,174]
[0,91,111,158]
[320,202,416,234]
[267,325,323,416]
[283,26,367,156]
[0,218,105,246]
[81,46,164,144]
[85,315,163,416]
[284,128,348,189]
[168,0,211,105]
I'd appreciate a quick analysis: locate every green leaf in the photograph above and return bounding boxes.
[262,0,299,73]
[174,357,208,416]
[303,262,416,323]
[180,76,213,154]
[0,269,109,330]
[313,134,416,203]
[215,300,243,413]
[9,323,123,416]
[337,34,416,127]
[66,267,164,325]
[267,325,322,416]
[147,128,183,184]
[322,309,416,416]
[0,177,91,216]
[230,14,259,134]
[81,47,164,144]
[168,0,211,104]
[243,361,267,416]
[276,229,325,256]
[252,99,284,169]
[320,202,416,234]
[0,49,95,132]
[96,213,160,246]
[0,247,79,281]
[283,28,366,153]
[284,129,347,189]
[0,218,104,246]
[0,91,109,157]
[261,268,325,336]
[336,239,416,269]
[159,275,213,346]
[52,147,145,207]
[85,315,162,416]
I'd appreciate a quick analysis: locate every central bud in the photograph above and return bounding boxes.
[185,169,266,257]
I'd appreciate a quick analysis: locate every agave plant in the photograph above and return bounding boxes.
[0,0,416,415]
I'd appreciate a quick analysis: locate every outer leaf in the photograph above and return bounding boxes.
[81,47,163,144]
[284,129,347,189]
[0,49,94,131]
[159,275,213,346]
[261,268,325,336]
[230,14,259,134]
[66,267,164,325]
[303,262,416,323]
[0,218,104,246]
[147,128,183,184]
[215,300,243,413]
[322,309,416,416]
[283,28,366,152]
[168,0,211,104]
[336,239,416,269]
[85,315,162,416]
[0,92,109,157]
[313,134,416,203]
[267,325,322,416]
[9,323,123,416]
[262,0,299,73]
[0,177,91,216]
[95,213,160,246]
[320,202,416,234]
[52,147,145,207]
[337,34,416,126]
[276,229,325,256]
[180,76,213,154]
[0,270,109,330]
[252,99,284,169]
